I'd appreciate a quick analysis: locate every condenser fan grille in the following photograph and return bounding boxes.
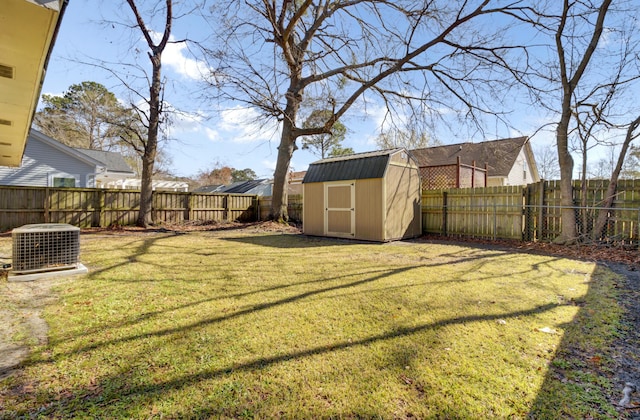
[12,224,80,273]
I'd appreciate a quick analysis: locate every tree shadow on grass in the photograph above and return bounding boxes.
[223,233,379,248]
[528,264,632,419]
[11,302,561,418]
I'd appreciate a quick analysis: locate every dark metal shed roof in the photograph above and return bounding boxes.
[303,149,403,183]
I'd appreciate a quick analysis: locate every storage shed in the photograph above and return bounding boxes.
[302,148,422,242]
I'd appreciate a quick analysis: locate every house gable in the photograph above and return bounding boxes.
[0,130,100,187]
[411,137,539,186]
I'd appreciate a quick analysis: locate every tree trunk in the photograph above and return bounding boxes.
[136,53,161,227]
[137,148,156,226]
[270,119,297,222]
[592,115,640,240]
[269,70,303,221]
[555,113,577,244]
[552,0,612,244]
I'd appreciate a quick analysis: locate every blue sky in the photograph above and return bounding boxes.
[40,1,575,179]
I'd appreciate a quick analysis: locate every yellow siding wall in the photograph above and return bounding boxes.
[303,183,324,236]
[385,164,422,240]
[355,178,384,241]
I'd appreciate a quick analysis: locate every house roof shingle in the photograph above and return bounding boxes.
[410,137,529,177]
[74,148,135,174]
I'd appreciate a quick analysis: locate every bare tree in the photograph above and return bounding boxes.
[592,114,640,239]
[552,0,612,243]
[202,1,530,221]
[512,0,613,243]
[123,0,173,227]
[533,143,560,180]
[519,0,640,242]
[376,127,439,151]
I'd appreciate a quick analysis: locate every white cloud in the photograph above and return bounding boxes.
[218,107,281,144]
[204,127,219,142]
[171,109,207,132]
[145,32,210,81]
[163,41,210,81]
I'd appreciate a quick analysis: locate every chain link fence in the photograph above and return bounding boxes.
[423,202,640,248]
[527,204,640,246]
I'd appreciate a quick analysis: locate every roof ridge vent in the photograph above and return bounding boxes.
[0,64,14,79]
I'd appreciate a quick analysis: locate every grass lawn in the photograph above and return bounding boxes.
[0,229,625,418]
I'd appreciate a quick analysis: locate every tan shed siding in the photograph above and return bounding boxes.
[355,178,384,241]
[385,165,422,240]
[303,183,324,236]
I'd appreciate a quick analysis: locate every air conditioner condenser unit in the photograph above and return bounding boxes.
[10,224,87,279]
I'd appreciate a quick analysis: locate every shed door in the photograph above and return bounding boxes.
[324,182,355,237]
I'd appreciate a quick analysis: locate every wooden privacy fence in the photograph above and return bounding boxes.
[257,194,303,222]
[422,186,525,240]
[0,186,258,231]
[422,179,640,244]
[2,180,639,243]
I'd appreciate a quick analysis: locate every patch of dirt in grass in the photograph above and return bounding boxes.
[0,276,67,380]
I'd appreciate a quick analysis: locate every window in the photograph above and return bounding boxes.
[49,173,80,188]
[53,177,76,188]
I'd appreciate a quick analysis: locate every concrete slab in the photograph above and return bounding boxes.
[8,263,88,282]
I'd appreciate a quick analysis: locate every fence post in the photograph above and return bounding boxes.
[187,193,193,221]
[44,187,50,223]
[471,160,476,187]
[98,189,105,227]
[442,191,448,235]
[254,196,260,222]
[537,180,545,242]
[493,200,497,241]
[151,190,156,224]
